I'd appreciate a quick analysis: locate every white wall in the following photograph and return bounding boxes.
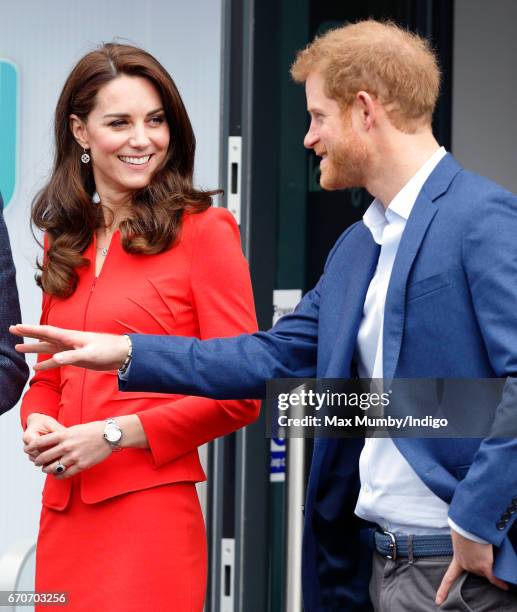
[452,0,517,192]
[0,0,222,584]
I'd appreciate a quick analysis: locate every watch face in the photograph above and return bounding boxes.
[105,424,122,443]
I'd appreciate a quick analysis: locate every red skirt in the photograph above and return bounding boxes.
[35,479,207,612]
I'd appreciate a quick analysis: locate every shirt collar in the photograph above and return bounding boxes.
[363,146,447,242]
[363,199,388,245]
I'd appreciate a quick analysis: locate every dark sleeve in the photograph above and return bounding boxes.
[0,196,29,414]
[120,277,322,399]
[119,222,356,399]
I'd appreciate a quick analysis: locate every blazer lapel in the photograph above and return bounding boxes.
[383,153,463,381]
[311,226,379,493]
[325,225,380,378]
[383,193,438,381]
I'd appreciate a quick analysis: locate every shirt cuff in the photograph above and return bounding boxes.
[118,361,132,381]
[448,517,489,544]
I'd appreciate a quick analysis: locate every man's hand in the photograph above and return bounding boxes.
[10,324,130,372]
[435,529,508,605]
[23,413,65,462]
[28,421,113,478]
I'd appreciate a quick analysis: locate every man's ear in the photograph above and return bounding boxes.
[70,114,89,149]
[354,91,377,131]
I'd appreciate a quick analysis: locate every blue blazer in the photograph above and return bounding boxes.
[0,193,28,414]
[122,155,517,610]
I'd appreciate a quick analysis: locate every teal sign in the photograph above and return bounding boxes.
[0,60,19,209]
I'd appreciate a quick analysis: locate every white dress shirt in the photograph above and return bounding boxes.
[353,147,485,542]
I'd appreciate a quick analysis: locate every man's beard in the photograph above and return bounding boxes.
[320,134,369,191]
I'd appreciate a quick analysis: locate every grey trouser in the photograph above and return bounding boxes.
[369,551,517,611]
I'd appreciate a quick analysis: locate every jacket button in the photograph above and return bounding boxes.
[501,512,511,521]
[509,506,516,515]
[496,521,506,530]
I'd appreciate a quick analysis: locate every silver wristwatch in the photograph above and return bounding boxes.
[103,418,123,451]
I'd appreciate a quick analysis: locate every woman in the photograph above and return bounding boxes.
[20,43,259,611]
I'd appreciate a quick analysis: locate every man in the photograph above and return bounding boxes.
[0,192,28,414]
[12,21,517,611]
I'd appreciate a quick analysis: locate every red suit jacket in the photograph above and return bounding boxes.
[21,207,260,510]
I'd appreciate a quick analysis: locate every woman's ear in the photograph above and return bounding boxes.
[70,114,89,149]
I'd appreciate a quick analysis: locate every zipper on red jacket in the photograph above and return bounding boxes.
[78,232,116,424]
[79,276,98,424]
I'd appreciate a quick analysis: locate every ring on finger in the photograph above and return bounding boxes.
[54,460,67,475]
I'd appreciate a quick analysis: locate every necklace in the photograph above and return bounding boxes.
[94,193,117,256]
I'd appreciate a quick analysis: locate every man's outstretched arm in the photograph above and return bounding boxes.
[12,279,323,399]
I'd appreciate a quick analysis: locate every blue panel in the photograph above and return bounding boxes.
[0,60,19,209]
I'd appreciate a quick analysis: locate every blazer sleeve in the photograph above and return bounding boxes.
[448,188,517,551]
[118,212,352,400]
[120,222,357,398]
[20,235,62,429]
[136,208,261,468]
[121,274,323,398]
[119,218,336,399]
[0,201,29,415]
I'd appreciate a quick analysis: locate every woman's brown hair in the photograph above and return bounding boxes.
[33,43,218,297]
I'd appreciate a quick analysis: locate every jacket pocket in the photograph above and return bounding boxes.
[406,271,450,301]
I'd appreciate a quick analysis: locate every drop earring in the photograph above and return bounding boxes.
[81,148,91,164]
